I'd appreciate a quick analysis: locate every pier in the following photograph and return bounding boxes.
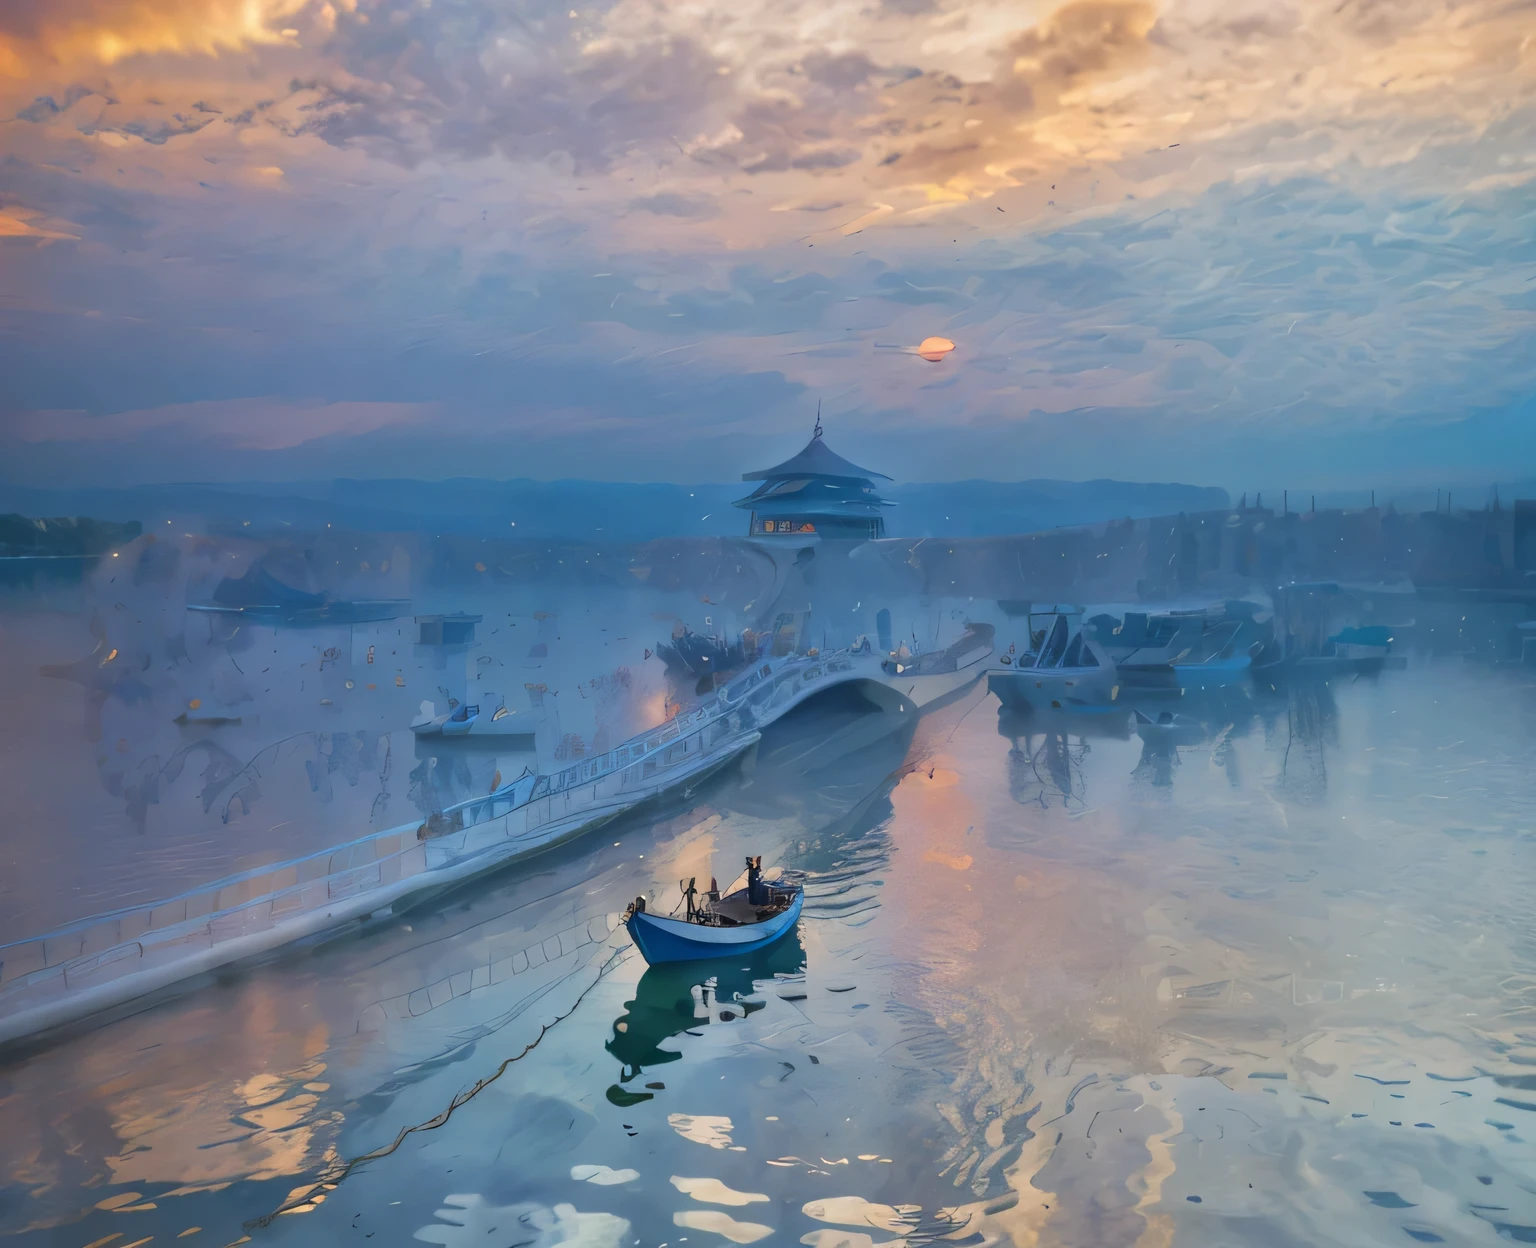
[0,638,986,1045]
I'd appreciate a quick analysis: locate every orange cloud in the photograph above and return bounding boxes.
[0,0,311,73]
[0,0,1531,474]
[0,205,79,241]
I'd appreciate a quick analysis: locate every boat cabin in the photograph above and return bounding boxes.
[1001,609,1108,672]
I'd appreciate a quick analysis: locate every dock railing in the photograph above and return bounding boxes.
[0,646,869,1040]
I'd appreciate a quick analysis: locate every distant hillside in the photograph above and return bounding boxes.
[0,513,142,558]
[889,479,1230,537]
[0,478,1229,542]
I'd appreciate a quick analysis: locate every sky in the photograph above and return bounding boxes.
[1,0,1534,489]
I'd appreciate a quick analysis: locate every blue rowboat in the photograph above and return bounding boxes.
[625,857,804,965]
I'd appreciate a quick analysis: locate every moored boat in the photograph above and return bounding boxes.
[989,609,1118,711]
[1094,602,1268,695]
[881,621,995,708]
[411,698,539,738]
[411,700,481,735]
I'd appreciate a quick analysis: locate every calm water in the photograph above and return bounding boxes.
[4,664,1536,1247]
[0,578,715,942]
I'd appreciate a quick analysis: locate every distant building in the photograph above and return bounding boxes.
[734,422,892,540]
[415,613,481,646]
[413,612,482,681]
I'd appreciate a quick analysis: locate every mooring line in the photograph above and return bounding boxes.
[241,944,628,1235]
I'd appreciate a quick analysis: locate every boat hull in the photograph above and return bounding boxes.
[1172,655,1252,690]
[889,661,989,709]
[626,890,804,964]
[988,667,1117,711]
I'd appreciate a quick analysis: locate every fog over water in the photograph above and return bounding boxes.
[2,531,1534,1247]
[5,0,1534,1232]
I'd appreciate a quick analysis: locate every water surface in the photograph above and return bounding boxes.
[3,664,1535,1247]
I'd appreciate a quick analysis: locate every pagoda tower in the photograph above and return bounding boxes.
[734,416,892,540]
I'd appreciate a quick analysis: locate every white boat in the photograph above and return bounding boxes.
[1098,605,1267,693]
[989,611,1118,711]
[412,700,535,737]
[411,700,479,736]
[878,622,995,708]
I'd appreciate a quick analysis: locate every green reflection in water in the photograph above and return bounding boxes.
[604,930,806,1103]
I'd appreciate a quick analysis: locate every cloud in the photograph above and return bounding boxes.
[16,86,95,121]
[282,0,736,172]
[0,0,308,68]
[629,193,717,219]
[0,205,79,241]
[10,399,432,451]
[0,0,1532,489]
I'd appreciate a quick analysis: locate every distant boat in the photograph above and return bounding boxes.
[880,621,995,707]
[173,699,245,726]
[1253,620,1406,681]
[989,610,1118,711]
[1327,624,1395,661]
[625,857,804,965]
[186,563,408,625]
[411,699,539,739]
[656,629,748,682]
[411,700,480,735]
[1097,603,1267,694]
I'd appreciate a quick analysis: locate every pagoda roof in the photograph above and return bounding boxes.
[733,478,892,513]
[742,432,890,483]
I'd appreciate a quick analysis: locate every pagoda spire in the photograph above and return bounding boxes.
[734,409,891,539]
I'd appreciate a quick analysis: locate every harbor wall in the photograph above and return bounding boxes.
[0,697,760,1046]
[5,501,1529,1044]
[0,803,626,1049]
[0,753,735,1047]
[853,503,1532,605]
[0,645,904,1045]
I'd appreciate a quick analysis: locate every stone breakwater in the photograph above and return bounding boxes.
[0,644,950,1046]
[0,683,759,1046]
